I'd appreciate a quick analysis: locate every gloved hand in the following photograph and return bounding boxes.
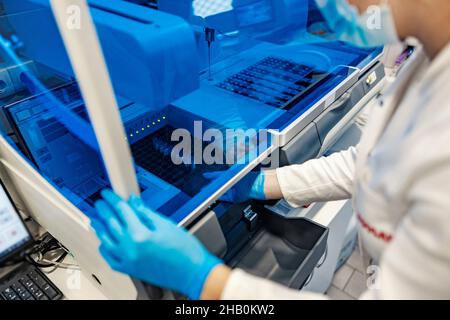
[204,171,266,203]
[88,189,222,300]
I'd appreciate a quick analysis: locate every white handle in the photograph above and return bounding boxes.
[50,0,139,199]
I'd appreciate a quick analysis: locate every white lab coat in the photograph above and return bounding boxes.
[221,42,450,300]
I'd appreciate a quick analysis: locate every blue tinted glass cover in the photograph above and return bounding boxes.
[0,0,382,226]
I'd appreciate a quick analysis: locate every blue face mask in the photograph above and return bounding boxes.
[315,0,399,48]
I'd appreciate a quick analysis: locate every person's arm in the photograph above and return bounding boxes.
[201,266,328,300]
[262,169,283,199]
[205,147,357,205]
[271,147,358,207]
[201,161,450,300]
[201,265,232,300]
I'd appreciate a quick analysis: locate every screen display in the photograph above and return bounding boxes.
[5,84,109,205]
[0,182,31,261]
[235,0,273,28]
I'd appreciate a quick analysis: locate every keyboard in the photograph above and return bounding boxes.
[0,263,63,300]
[216,56,328,109]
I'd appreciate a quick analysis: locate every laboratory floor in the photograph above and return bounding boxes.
[326,248,366,300]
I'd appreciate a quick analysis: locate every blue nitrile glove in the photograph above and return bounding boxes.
[203,171,266,203]
[88,189,222,300]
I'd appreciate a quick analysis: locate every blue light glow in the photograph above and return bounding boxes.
[193,0,233,18]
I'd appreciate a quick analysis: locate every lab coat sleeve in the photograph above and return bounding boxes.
[360,163,450,299]
[221,269,328,300]
[276,147,357,207]
[223,163,450,300]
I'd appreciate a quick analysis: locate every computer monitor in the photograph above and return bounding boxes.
[194,0,309,41]
[3,83,109,208]
[0,179,33,264]
[232,0,310,38]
